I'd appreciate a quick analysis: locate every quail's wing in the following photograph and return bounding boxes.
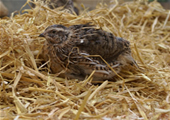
[70,24,139,68]
[66,51,121,80]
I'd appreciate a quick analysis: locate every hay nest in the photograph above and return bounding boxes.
[0,0,170,119]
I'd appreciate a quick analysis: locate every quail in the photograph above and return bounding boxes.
[39,24,138,81]
[31,0,79,15]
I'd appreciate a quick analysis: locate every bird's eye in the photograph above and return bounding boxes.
[52,30,56,34]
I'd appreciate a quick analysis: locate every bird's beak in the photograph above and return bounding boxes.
[39,33,45,37]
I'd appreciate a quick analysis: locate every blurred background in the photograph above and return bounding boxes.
[1,0,170,17]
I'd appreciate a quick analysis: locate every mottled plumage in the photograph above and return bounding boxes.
[39,24,138,81]
[31,0,79,15]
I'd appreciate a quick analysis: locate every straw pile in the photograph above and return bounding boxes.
[0,0,170,119]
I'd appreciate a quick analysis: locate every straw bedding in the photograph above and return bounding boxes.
[0,0,170,119]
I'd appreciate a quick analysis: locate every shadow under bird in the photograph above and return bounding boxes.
[39,24,138,81]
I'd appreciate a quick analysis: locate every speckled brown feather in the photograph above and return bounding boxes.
[31,0,79,15]
[39,24,138,81]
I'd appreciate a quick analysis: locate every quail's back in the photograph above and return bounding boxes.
[39,24,138,81]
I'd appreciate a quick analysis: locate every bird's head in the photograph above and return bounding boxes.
[39,25,70,44]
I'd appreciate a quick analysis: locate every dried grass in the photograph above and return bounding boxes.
[0,0,170,119]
